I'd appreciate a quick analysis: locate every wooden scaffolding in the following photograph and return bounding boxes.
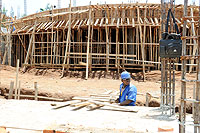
[179,0,200,132]
[0,3,199,78]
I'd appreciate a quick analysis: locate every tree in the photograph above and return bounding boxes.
[45,3,52,11]
[39,3,52,12]
[2,7,7,15]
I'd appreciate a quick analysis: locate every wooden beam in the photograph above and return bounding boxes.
[70,101,91,107]
[34,82,38,101]
[59,20,65,27]
[17,81,21,100]
[14,59,19,99]
[77,19,83,30]
[61,1,72,78]
[111,18,115,25]
[179,0,188,132]
[73,20,79,29]
[189,8,198,73]
[86,3,92,80]
[88,100,138,113]
[5,93,65,101]
[137,6,145,80]
[22,21,37,72]
[94,18,99,26]
[99,18,104,26]
[8,81,14,99]
[150,18,155,25]
[86,104,104,110]
[127,18,130,25]
[117,18,120,28]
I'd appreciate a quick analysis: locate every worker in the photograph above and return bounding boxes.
[115,71,137,106]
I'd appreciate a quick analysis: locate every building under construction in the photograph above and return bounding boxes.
[0,3,199,74]
[0,1,200,132]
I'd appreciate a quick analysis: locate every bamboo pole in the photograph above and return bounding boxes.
[8,22,11,66]
[179,0,188,132]
[8,81,14,99]
[189,7,197,73]
[22,21,36,72]
[116,28,119,73]
[17,81,21,100]
[2,40,8,65]
[34,82,38,101]
[105,25,109,72]
[51,6,54,64]
[137,6,145,80]
[47,32,49,63]
[14,59,19,99]
[86,2,92,80]
[90,16,94,71]
[30,25,36,65]
[61,0,72,78]
[142,2,147,80]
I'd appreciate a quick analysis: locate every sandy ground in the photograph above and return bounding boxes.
[0,64,196,105]
[0,99,195,133]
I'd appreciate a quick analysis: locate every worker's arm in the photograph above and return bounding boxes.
[119,99,133,106]
[115,98,119,103]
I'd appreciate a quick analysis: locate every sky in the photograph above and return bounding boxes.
[2,0,199,18]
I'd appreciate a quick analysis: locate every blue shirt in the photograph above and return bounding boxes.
[119,83,137,106]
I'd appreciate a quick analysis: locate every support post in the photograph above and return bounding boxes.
[34,82,38,101]
[17,81,21,100]
[86,2,92,80]
[8,81,14,99]
[22,21,37,72]
[14,59,19,99]
[179,0,188,132]
[61,0,72,78]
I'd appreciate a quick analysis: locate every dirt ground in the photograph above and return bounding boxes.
[0,64,196,110]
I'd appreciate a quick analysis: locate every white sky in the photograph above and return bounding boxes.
[2,0,199,18]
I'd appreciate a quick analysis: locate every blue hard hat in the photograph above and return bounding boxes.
[121,71,131,79]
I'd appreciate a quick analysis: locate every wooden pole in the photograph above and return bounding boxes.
[34,82,38,101]
[137,6,145,80]
[8,81,14,99]
[105,26,109,72]
[8,22,11,66]
[61,0,72,78]
[22,21,36,72]
[189,7,197,73]
[51,6,54,64]
[179,0,188,132]
[142,2,147,80]
[116,28,119,73]
[194,5,200,132]
[14,59,19,99]
[17,81,21,100]
[31,24,36,65]
[86,2,92,80]
[89,15,94,71]
[2,40,8,65]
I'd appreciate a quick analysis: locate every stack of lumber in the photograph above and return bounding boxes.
[52,91,138,113]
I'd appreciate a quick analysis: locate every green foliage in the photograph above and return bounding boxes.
[2,7,7,15]
[45,3,52,11]
[40,8,44,12]
[39,3,52,13]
